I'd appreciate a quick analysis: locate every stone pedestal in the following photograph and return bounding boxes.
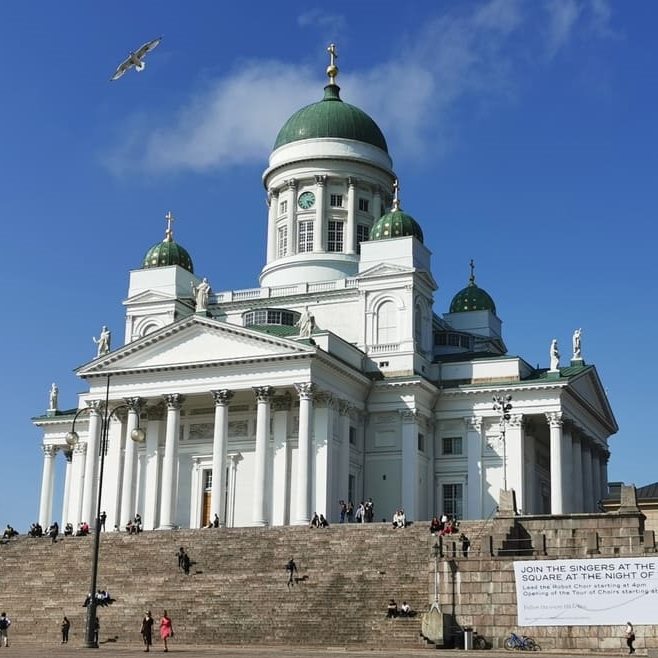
[421,606,448,647]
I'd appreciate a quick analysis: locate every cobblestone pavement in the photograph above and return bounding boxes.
[0,645,627,658]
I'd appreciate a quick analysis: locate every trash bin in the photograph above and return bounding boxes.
[464,627,474,650]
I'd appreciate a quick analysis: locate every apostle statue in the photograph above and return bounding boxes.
[48,382,58,411]
[549,339,560,371]
[93,325,111,357]
[295,307,315,338]
[572,328,582,360]
[192,277,211,312]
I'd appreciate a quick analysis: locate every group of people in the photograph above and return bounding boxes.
[430,513,459,535]
[386,599,414,618]
[140,610,174,652]
[391,509,407,529]
[126,514,143,534]
[309,513,329,528]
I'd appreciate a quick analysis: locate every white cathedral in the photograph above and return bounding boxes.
[34,47,617,532]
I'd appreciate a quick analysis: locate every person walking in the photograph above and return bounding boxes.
[625,621,635,654]
[60,615,70,643]
[286,556,298,587]
[0,612,10,647]
[140,610,154,652]
[159,610,173,652]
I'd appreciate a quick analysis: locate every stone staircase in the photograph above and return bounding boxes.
[0,521,488,648]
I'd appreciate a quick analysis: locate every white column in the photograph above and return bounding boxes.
[600,451,609,501]
[159,394,184,529]
[119,397,144,529]
[38,445,58,527]
[581,441,594,512]
[266,188,278,263]
[571,434,584,512]
[337,402,351,520]
[465,417,483,519]
[61,450,73,527]
[313,175,326,252]
[313,392,334,519]
[226,454,243,527]
[591,447,602,510]
[400,409,419,522]
[272,394,291,526]
[373,185,382,220]
[211,389,234,526]
[287,179,297,254]
[524,432,537,514]
[81,400,103,525]
[294,382,315,525]
[71,443,86,525]
[547,412,564,514]
[505,415,525,506]
[252,386,274,526]
[143,405,165,531]
[345,177,357,254]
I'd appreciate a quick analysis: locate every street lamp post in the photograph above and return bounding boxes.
[430,540,442,612]
[492,394,513,491]
[66,376,145,648]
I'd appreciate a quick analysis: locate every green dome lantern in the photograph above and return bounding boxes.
[273,44,388,153]
[370,180,424,243]
[141,211,194,273]
[449,260,496,314]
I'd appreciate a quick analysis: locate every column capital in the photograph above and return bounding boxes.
[508,413,524,429]
[163,393,185,410]
[124,397,144,413]
[465,416,482,432]
[286,178,298,190]
[294,382,316,401]
[42,444,59,458]
[314,391,334,408]
[546,411,563,428]
[74,442,87,457]
[338,399,353,416]
[253,386,275,403]
[211,389,234,406]
[146,401,166,421]
[315,174,327,186]
[86,399,104,413]
[347,176,358,188]
[399,408,418,423]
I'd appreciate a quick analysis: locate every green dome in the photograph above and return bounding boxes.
[142,236,194,273]
[449,280,496,314]
[273,85,388,153]
[370,209,424,243]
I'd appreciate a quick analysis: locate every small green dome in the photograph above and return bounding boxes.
[449,262,496,313]
[142,220,194,273]
[370,209,424,243]
[273,85,388,153]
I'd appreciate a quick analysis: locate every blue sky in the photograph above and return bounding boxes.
[2,1,656,530]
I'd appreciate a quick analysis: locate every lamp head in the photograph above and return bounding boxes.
[65,431,79,447]
[130,427,146,443]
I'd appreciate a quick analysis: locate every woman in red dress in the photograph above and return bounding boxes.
[159,611,173,652]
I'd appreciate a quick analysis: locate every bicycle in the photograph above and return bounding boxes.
[504,632,540,651]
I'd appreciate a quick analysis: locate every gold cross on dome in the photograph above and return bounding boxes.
[164,210,175,242]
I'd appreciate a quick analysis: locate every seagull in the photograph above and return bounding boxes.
[110,36,163,81]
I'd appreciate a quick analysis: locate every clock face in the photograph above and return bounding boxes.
[298,191,316,209]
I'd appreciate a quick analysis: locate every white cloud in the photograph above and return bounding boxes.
[102,0,615,176]
[543,0,582,58]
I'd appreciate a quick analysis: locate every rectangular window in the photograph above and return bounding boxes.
[418,433,425,452]
[279,200,288,215]
[330,194,343,208]
[448,334,460,347]
[349,426,356,445]
[358,198,369,212]
[298,221,313,253]
[356,224,369,255]
[443,483,463,519]
[442,437,462,455]
[277,226,288,258]
[327,220,344,252]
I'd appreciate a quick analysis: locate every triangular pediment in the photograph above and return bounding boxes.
[77,316,313,376]
[123,290,177,305]
[358,262,413,279]
[566,366,618,433]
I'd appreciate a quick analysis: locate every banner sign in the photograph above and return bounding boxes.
[513,557,658,626]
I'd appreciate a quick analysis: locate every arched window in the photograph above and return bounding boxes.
[414,303,422,344]
[377,301,397,344]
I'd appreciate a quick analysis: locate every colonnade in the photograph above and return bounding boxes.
[38,383,356,531]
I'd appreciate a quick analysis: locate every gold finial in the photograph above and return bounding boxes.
[391,179,401,211]
[164,211,174,242]
[469,259,476,286]
[326,43,339,84]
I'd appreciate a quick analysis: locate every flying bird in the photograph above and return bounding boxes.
[110,36,163,81]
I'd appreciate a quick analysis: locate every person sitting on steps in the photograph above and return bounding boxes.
[387,599,398,618]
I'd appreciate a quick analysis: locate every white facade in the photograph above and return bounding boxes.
[33,58,617,532]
